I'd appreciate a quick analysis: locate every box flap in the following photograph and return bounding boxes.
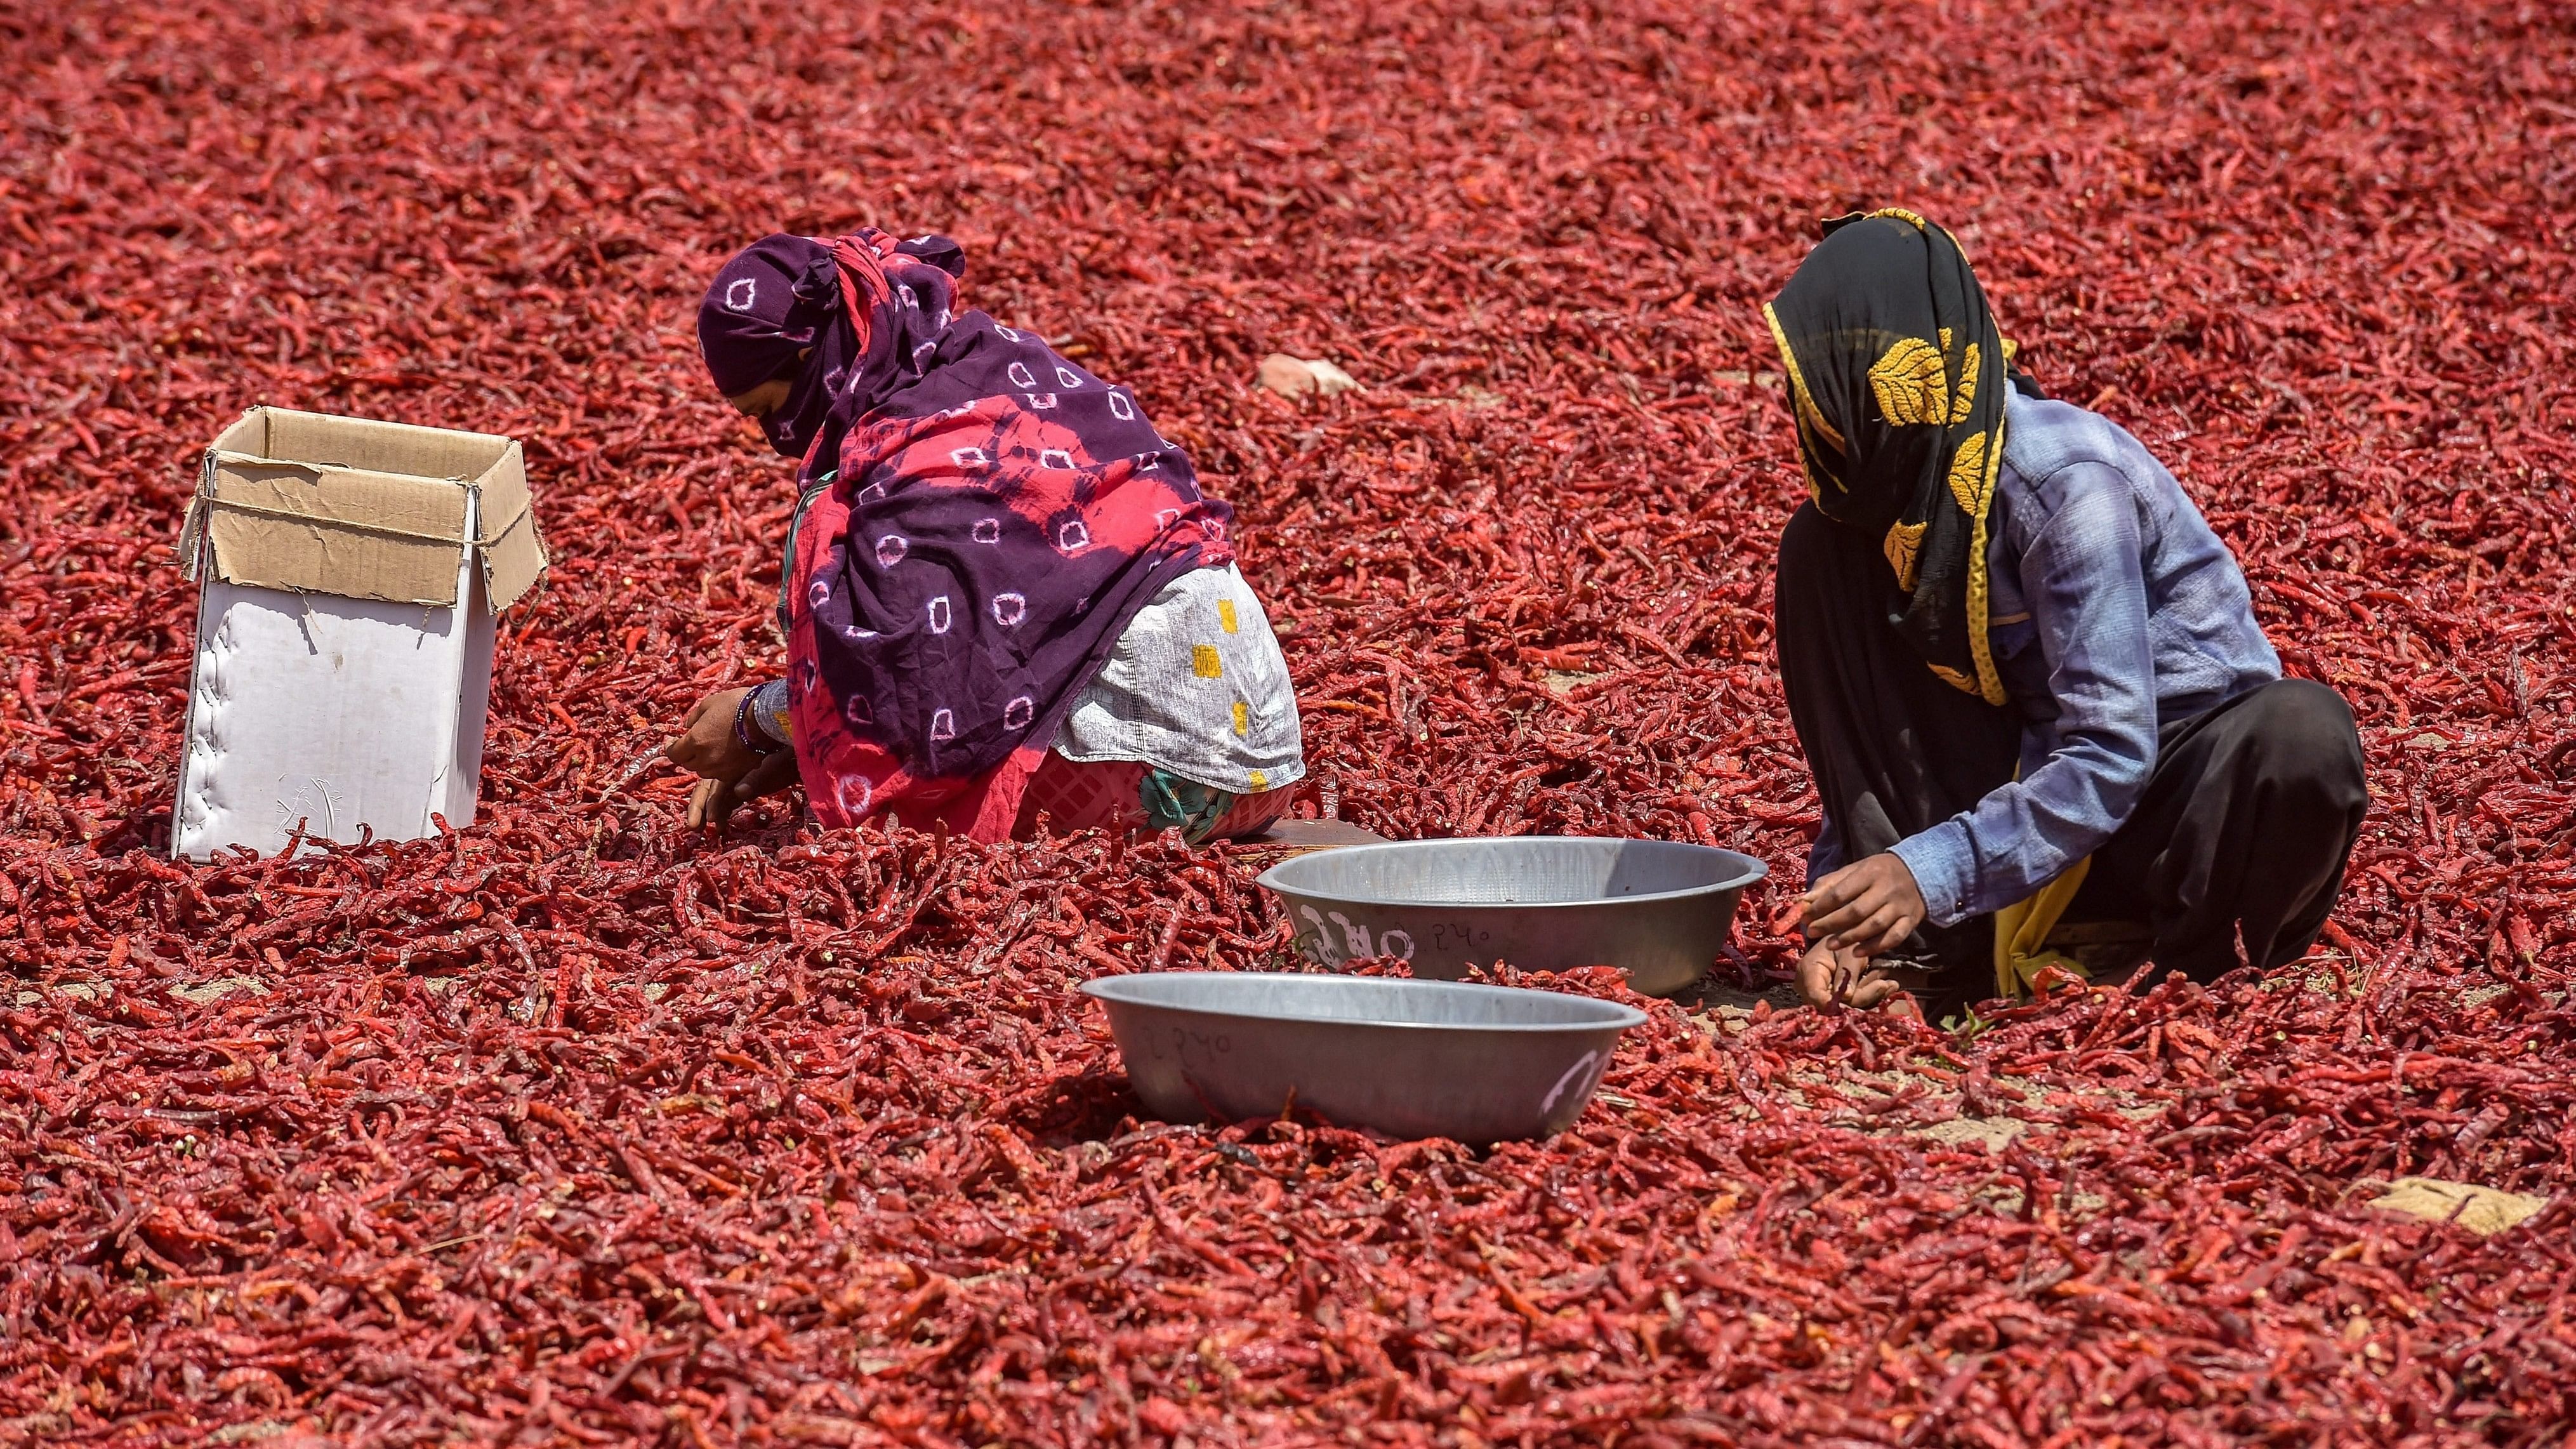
[178,409,273,578]
[472,440,550,611]
[208,408,267,456]
[178,406,546,612]
[204,458,472,607]
[264,407,515,481]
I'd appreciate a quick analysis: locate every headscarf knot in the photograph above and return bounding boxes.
[791,251,844,316]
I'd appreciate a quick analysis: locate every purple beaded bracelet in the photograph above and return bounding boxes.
[732,689,781,755]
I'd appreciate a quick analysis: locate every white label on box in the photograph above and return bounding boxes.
[173,500,490,861]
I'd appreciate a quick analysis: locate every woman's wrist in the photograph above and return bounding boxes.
[734,685,784,755]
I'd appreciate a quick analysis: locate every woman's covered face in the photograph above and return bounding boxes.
[724,352,807,421]
[699,235,840,458]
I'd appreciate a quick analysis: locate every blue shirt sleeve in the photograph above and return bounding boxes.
[1891,465,2161,925]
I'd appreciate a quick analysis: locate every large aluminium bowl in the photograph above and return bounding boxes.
[1081,971,1644,1142]
[1255,836,1766,996]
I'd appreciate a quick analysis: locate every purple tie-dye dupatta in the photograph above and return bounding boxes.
[706,228,1234,840]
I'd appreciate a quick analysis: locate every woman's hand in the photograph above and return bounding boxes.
[1794,938,1905,1012]
[1800,852,1927,957]
[665,688,798,829]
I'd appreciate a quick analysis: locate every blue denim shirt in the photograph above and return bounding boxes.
[1817,392,2282,925]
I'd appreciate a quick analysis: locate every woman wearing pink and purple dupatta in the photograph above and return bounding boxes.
[663,228,1304,844]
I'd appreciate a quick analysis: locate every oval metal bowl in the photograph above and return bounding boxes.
[1255,836,1767,996]
[1082,972,1645,1143]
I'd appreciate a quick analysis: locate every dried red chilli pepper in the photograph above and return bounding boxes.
[4,0,2576,1443]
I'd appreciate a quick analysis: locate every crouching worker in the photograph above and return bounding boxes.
[1761,211,2367,1017]
[664,228,1304,842]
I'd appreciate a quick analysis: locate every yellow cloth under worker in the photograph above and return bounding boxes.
[1994,855,2092,999]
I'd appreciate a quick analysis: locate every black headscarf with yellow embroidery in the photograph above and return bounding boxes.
[1764,209,2016,705]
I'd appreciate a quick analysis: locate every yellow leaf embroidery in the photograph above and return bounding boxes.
[1870,337,1950,426]
[1961,410,2009,706]
[1883,520,1927,591]
[1947,430,1989,514]
[1763,303,1846,455]
[1949,343,1981,423]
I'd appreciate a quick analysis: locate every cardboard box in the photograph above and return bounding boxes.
[172,406,548,861]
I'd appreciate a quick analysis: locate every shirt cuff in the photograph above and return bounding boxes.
[748,679,793,746]
[1891,822,1978,929]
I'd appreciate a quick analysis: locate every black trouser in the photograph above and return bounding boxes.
[1773,504,2368,996]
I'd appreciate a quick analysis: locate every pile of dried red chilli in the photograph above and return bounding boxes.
[5,1,2575,1443]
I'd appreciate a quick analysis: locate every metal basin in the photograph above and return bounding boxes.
[1255,836,1766,996]
[1081,972,1644,1143]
